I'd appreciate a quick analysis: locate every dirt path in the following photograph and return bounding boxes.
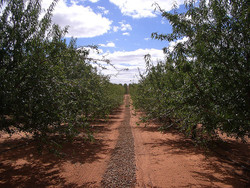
[0,94,249,187]
[101,94,136,187]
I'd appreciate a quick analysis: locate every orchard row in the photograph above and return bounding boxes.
[0,0,125,150]
[130,0,249,141]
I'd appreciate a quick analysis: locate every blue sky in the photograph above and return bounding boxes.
[42,0,187,84]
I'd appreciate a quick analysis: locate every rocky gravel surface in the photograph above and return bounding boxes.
[101,95,136,187]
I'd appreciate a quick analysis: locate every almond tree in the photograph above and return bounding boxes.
[0,0,125,151]
[133,0,249,140]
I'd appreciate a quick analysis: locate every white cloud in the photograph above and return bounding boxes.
[112,20,132,33]
[88,48,165,84]
[42,0,112,38]
[119,21,132,31]
[161,19,167,24]
[122,32,130,36]
[97,6,105,10]
[97,6,109,15]
[113,26,119,32]
[169,36,188,52]
[89,0,99,3]
[144,37,150,41]
[109,0,186,18]
[99,42,116,47]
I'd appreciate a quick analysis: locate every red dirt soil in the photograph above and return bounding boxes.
[130,106,250,187]
[0,104,124,187]
[0,95,249,187]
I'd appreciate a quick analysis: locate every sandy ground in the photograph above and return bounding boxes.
[0,95,249,187]
[130,106,249,187]
[0,102,125,187]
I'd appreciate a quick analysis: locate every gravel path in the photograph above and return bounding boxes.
[101,95,136,187]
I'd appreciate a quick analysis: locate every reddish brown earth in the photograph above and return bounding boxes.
[0,95,249,187]
[131,109,249,187]
[0,104,124,187]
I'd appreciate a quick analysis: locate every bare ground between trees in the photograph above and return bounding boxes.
[0,95,249,187]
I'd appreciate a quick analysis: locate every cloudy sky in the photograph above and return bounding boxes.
[42,0,187,84]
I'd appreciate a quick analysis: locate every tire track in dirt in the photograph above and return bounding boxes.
[101,95,136,187]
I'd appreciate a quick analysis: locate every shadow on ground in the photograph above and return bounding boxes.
[0,108,123,187]
[137,123,250,188]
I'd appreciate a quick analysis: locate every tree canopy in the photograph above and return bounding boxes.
[0,0,125,151]
[131,0,249,140]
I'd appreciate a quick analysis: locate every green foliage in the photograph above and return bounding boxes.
[0,0,125,149]
[131,0,249,140]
